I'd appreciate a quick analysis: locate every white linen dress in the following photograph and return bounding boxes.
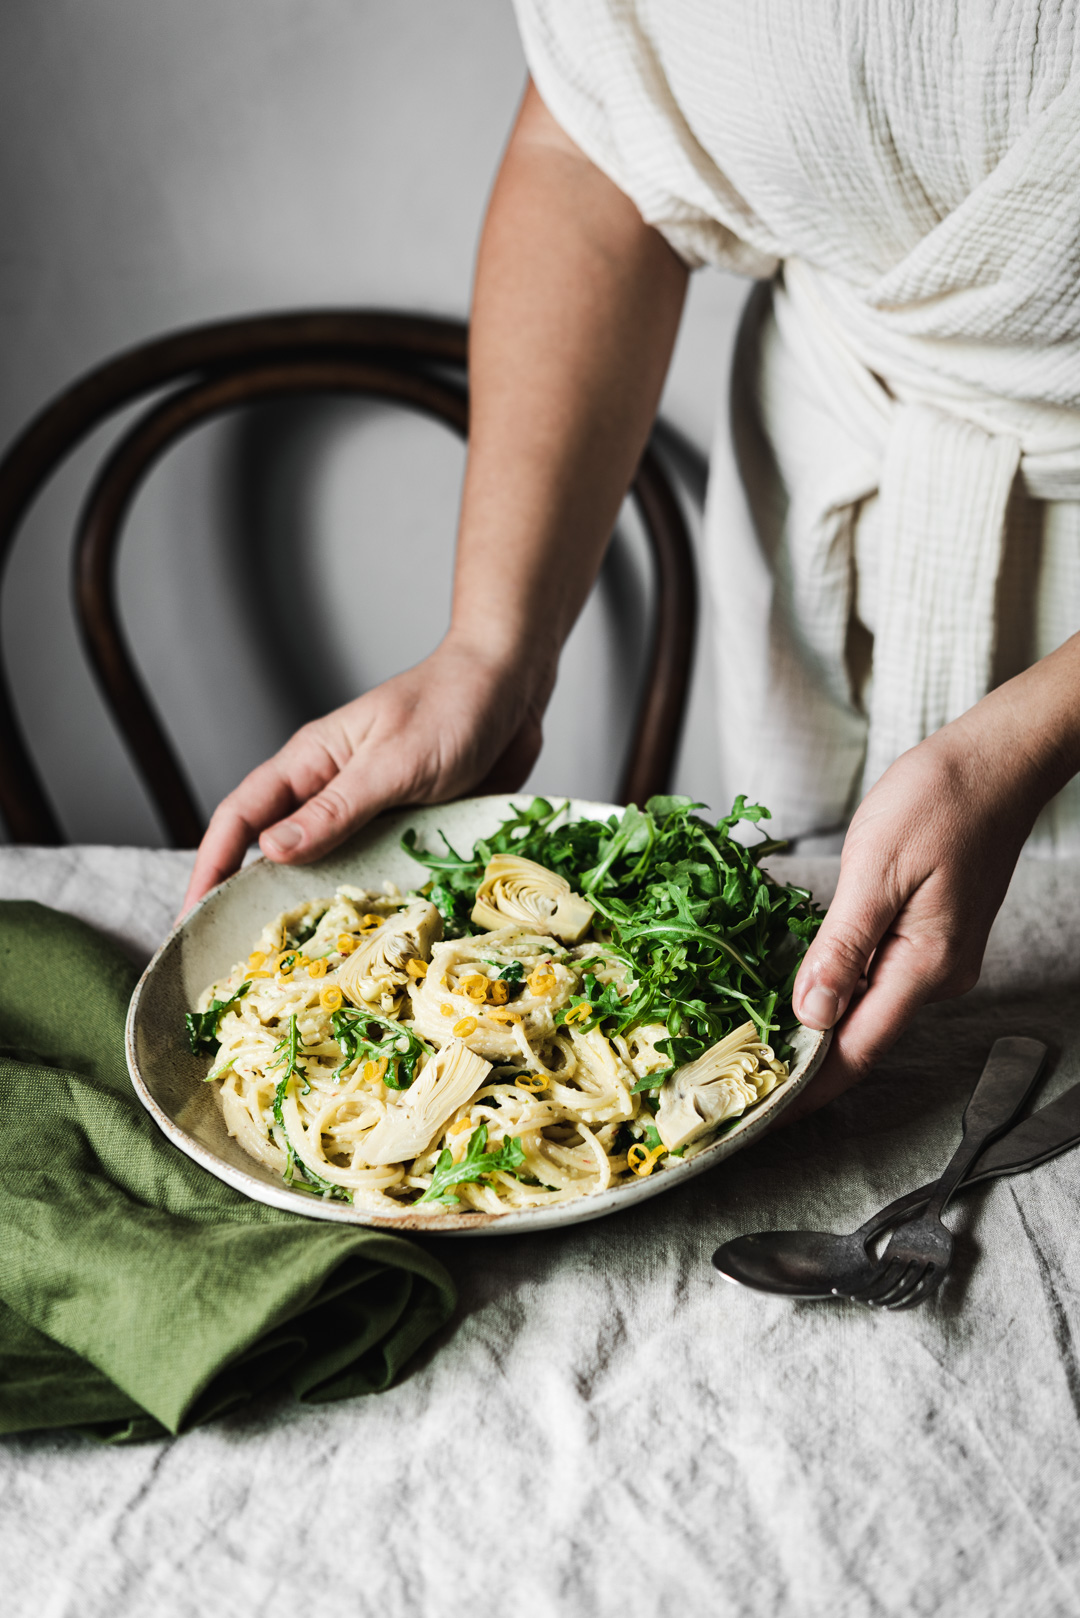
[513,0,1080,849]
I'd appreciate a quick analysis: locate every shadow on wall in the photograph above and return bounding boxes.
[215,393,687,805]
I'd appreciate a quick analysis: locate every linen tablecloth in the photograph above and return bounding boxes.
[2,845,1079,1618]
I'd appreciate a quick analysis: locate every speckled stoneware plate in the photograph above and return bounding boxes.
[126,794,829,1237]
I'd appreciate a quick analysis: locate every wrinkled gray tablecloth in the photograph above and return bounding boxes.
[2,845,1079,1618]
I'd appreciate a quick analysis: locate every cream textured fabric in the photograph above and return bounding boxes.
[513,0,1080,848]
[9,845,1080,1615]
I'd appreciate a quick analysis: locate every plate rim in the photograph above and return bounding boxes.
[125,794,831,1237]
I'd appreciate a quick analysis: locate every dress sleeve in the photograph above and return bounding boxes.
[512,0,777,276]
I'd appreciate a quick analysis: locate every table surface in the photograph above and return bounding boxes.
[2,845,1080,1618]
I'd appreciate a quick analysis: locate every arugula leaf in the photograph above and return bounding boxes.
[484,958,525,984]
[644,793,699,820]
[288,907,328,948]
[186,981,250,1056]
[271,1018,303,1171]
[406,793,823,1068]
[554,972,627,1033]
[271,1013,306,1090]
[417,1122,527,1206]
[270,1024,352,1203]
[331,1009,431,1089]
[400,827,483,934]
[284,1142,351,1201]
[630,1063,674,1094]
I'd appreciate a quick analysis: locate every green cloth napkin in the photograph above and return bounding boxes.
[0,901,456,1442]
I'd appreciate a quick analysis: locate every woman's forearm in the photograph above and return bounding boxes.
[182,83,687,906]
[948,628,1080,805]
[447,81,689,679]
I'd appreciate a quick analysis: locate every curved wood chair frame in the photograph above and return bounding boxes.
[0,311,697,847]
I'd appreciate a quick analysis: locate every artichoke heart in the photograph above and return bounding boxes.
[353,1039,492,1166]
[655,1021,783,1152]
[333,899,442,1007]
[471,854,594,945]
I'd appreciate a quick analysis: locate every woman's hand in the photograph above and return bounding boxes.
[180,636,551,915]
[181,80,688,919]
[787,635,1080,1118]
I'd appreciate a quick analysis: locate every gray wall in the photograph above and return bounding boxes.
[0,0,748,848]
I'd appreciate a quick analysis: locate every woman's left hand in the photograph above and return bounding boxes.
[787,635,1080,1118]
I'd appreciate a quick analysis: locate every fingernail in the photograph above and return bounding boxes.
[800,985,839,1030]
[264,822,301,855]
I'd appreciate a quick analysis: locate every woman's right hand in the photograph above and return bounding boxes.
[180,635,552,915]
[182,80,688,917]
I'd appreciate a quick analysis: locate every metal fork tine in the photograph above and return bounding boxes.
[841,1258,906,1305]
[873,1265,931,1309]
[865,1261,925,1308]
[888,1266,945,1311]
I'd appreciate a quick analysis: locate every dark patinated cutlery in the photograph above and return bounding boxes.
[841,1036,1046,1309]
[714,1037,1057,1300]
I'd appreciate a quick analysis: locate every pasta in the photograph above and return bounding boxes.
[186,798,821,1215]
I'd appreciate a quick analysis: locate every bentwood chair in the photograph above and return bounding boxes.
[0,311,697,846]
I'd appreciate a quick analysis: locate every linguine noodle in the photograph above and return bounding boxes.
[188,798,815,1215]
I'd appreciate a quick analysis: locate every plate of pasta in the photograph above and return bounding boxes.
[126,793,830,1234]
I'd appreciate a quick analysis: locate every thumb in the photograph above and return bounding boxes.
[260,758,403,864]
[793,864,899,1030]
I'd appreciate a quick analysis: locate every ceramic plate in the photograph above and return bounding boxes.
[126,794,830,1236]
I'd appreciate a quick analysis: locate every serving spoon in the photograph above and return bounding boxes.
[713,1038,1063,1299]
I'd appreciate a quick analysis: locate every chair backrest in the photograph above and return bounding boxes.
[0,311,697,847]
